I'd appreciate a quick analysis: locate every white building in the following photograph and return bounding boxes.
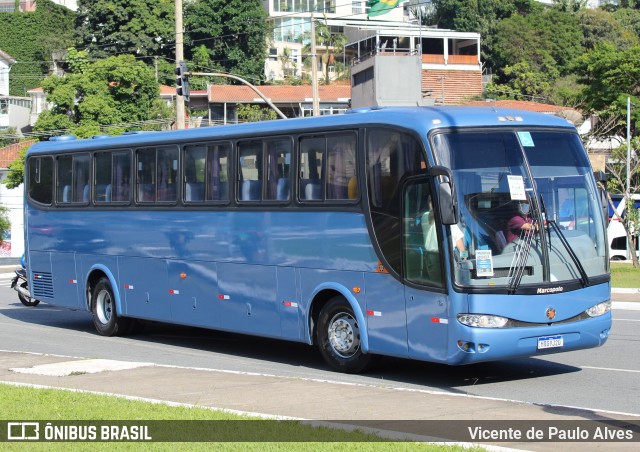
[263,0,406,82]
[0,49,16,130]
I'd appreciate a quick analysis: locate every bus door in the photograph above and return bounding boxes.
[402,178,449,362]
[166,260,218,329]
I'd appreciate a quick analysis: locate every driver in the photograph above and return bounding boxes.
[505,199,536,244]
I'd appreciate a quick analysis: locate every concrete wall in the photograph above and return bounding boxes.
[0,177,24,258]
[351,55,429,108]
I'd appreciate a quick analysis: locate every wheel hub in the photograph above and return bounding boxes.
[96,289,112,325]
[328,313,360,358]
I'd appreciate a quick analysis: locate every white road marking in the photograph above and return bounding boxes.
[2,349,640,419]
[10,359,154,376]
[580,366,640,374]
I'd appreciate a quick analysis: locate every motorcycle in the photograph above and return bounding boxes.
[11,255,40,307]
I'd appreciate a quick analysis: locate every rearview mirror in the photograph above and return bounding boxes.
[430,165,458,225]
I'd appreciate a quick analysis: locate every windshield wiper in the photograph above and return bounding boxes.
[507,221,536,294]
[546,219,589,287]
[539,194,587,286]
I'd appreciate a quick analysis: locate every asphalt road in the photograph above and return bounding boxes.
[0,273,638,417]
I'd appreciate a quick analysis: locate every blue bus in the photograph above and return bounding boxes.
[23,107,611,373]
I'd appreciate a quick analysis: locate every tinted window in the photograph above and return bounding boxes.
[238,141,263,201]
[28,157,53,205]
[184,142,231,203]
[136,146,178,203]
[57,154,90,204]
[299,136,324,201]
[95,151,131,203]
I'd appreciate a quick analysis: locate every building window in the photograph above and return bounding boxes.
[0,99,8,115]
[269,48,278,61]
[272,17,311,44]
[352,1,363,14]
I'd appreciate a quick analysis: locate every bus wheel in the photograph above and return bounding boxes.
[317,296,371,373]
[91,277,129,336]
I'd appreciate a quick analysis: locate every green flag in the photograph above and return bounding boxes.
[368,0,400,18]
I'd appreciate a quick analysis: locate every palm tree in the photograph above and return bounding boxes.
[303,15,347,84]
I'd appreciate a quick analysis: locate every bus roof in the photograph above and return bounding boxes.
[26,106,577,155]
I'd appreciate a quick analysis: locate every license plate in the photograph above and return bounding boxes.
[537,335,563,350]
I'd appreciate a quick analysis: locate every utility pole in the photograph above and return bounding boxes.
[175,0,186,130]
[311,11,320,116]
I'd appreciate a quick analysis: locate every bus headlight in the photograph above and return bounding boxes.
[457,314,509,328]
[585,301,611,318]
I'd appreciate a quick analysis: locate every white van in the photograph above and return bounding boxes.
[607,194,640,260]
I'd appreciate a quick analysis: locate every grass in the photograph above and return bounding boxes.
[610,262,640,288]
[0,384,483,451]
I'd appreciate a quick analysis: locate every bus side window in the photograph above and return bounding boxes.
[299,136,324,201]
[28,157,53,205]
[327,134,357,200]
[74,155,90,204]
[404,182,443,288]
[184,144,206,202]
[136,147,156,203]
[206,143,230,202]
[112,151,131,202]
[57,156,72,204]
[238,141,263,201]
[157,147,178,202]
[265,139,291,201]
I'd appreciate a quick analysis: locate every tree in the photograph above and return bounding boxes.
[578,8,639,50]
[424,0,541,68]
[0,0,75,96]
[314,16,347,84]
[33,54,171,138]
[575,43,640,131]
[604,140,640,267]
[2,147,27,190]
[75,0,174,60]
[236,104,277,122]
[184,0,269,83]
[0,204,9,250]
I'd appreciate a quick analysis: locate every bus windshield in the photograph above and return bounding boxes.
[433,129,607,290]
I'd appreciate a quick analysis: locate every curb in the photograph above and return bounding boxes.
[611,288,640,294]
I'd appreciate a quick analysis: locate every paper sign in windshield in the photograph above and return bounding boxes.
[517,131,535,147]
[476,249,494,277]
[507,175,527,201]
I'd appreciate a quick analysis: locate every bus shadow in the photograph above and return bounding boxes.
[1,303,582,391]
[0,302,95,333]
[134,321,583,391]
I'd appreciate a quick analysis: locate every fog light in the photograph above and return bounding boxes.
[457,340,475,352]
[586,301,611,318]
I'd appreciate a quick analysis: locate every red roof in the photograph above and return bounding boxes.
[462,99,568,114]
[0,140,36,169]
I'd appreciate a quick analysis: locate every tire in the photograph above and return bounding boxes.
[18,281,40,307]
[317,296,371,374]
[91,277,129,336]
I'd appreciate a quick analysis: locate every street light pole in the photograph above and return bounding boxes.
[175,0,186,130]
[627,96,631,200]
[190,71,288,120]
